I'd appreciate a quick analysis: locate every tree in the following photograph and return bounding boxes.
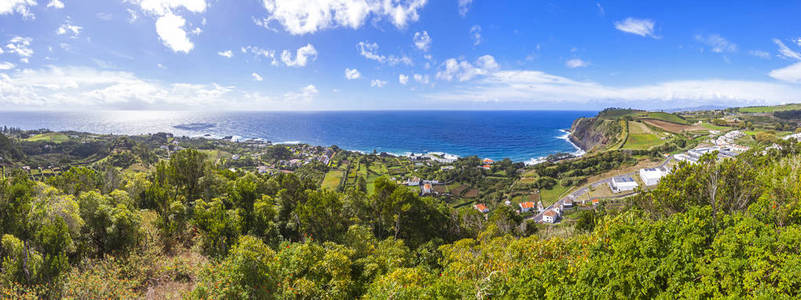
[167,149,207,201]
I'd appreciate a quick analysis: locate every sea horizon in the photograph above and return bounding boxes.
[0,110,596,163]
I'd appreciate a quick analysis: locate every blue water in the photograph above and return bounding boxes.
[0,111,595,162]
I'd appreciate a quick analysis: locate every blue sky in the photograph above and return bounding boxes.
[1,0,801,110]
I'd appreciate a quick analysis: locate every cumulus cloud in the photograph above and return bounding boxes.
[565,58,589,68]
[695,34,737,53]
[47,0,63,9]
[774,39,801,61]
[242,45,278,65]
[426,69,801,108]
[345,68,361,80]
[281,44,317,67]
[155,14,194,53]
[0,0,36,19]
[413,31,431,51]
[370,79,387,87]
[436,55,499,82]
[259,0,427,35]
[0,66,323,110]
[252,72,263,81]
[56,19,83,39]
[470,25,481,46]
[283,84,318,102]
[357,41,412,66]
[0,61,15,70]
[127,0,207,53]
[218,50,233,58]
[458,0,471,17]
[6,36,33,60]
[399,74,408,85]
[614,18,657,38]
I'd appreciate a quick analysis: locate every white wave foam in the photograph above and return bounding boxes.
[275,140,301,145]
[557,129,586,157]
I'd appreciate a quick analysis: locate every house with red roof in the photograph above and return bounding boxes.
[473,203,490,214]
[519,201,536,213]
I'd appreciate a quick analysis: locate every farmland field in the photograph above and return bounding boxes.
[321,170,343,190]
[25,133,70,143]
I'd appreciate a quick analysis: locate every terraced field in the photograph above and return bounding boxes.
[622,121,666,150]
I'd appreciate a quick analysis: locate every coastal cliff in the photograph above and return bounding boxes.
[568,116,623,152]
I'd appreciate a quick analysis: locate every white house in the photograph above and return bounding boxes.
[519,201,535,213]
[639,167,668,186]
[543,209,558,223]
[610,176,638,193]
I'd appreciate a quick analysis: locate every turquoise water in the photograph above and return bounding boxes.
[0,110,595,162]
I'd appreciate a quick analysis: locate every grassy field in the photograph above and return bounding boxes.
[25,133,70,143]
[623,134,663,150]
[540,184,570,207]
[622,121,664,150]
[321,170,343,190]
[643,112,689,124]
[739,103,801,113]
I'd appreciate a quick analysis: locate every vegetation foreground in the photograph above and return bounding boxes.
[3,110,801,298]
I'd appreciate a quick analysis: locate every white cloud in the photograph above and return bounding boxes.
[436,55,499,82]
[345,68,361,80]
[56,19,83,39]
[280,44,317,67]
[773,39,801,61]
[127,0,207,53]
[413,73,429,84]
[155,14,194,53]
[217,50,233,58]
[127,8,139,22]
[595,2,605,16]
[470,25,481,46]
[6,36,33,59]
[0,66,324,110]
[251,72,263,81]
[695,34,736,53]
[47,0,63,9]
[565,58,589,68]
[0,0,36,19]
[242,45,278,65]
[413,31,431,51]
[0,61,15,70]
[770,62,801,84]
[370,79,387,87]
[458,0,471,17]
[283,84,318,103]
[260,0,427,35]
[126,0,206,15]
[357,41,412,66]
[749,50,770,59]
[427,69,801,108]
[96,12,113,21]
[614,18,657,38]
[399,74,408,85]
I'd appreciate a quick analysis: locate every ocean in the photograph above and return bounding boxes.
[0,110,595,163]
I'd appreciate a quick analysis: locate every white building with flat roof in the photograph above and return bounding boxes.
[610,176,638,193]
[639,167,668,186]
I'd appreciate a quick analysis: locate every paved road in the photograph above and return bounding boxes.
[531,155,672,223]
